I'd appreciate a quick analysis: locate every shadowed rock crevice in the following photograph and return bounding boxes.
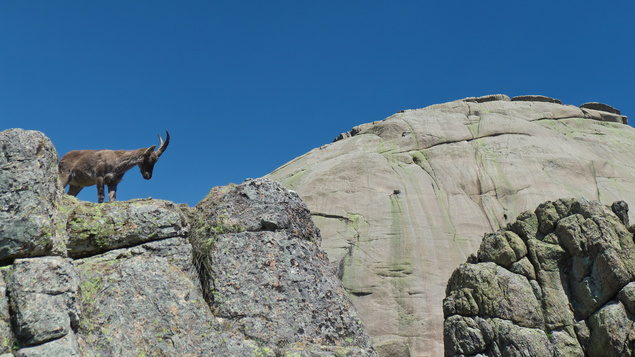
[0,128,377,356]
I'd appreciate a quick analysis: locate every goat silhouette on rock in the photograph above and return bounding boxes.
[59,131,170,203]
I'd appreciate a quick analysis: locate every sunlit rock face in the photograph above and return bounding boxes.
[268,95,635,356]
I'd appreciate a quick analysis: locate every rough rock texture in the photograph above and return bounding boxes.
[512,95,563,104]
[0,128,376,356]
[580,102,621,115]
[0,129,63,262]
[66,198,189,258]
[194,180,373,354]
[267,95,635,356]
[9,257,80,348]
[444,198,635,356]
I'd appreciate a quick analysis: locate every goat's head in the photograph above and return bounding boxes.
[138,131,170,180]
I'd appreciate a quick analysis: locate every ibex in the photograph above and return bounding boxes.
[59,131,170,203]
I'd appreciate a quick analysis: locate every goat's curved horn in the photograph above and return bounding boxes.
[157,131,170,157]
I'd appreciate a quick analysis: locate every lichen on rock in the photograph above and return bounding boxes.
[65,198,189,257]
[0,129,377,356]
[444,198,635,356]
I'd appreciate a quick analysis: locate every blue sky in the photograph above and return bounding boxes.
[2,1,633,206]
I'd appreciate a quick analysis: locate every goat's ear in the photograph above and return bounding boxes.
[144,146,156,156]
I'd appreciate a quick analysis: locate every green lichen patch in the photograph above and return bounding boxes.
[66,202,122,251]
[65,199,189,258]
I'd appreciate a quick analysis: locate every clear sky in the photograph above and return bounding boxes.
[2,1,633,206]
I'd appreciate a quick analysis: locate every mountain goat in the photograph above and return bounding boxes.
[58,131,170,203]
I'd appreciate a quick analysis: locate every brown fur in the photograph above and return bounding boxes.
[59,132,170,203]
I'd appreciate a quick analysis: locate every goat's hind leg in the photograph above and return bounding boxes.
[107,183,118,202]
[96,177,106,203]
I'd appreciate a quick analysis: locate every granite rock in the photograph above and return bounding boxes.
[0,128,377,356]
[444,198,635,356]
[268,96,635,356]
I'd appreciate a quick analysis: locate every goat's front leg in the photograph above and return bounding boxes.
[96,177,106,203]
[107,183,118,202]
[67,185,83,197]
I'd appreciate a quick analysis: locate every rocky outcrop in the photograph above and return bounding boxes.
[444,198,635,356]
[0,129,376,356]
[267,95,635,356]
[512,95,563,104]
[193,180,373,354]
[462,94,511,103]
[580,102,621,115]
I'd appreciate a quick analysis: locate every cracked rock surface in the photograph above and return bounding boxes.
[444,198,635,356]
[0,128,377,356]
[267,95,635,356]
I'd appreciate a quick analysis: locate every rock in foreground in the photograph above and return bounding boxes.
[0,128,377,356]
[444,198,635,356]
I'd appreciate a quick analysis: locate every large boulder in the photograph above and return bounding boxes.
[267,95,635,355]
[192,179,374,354]
[444,198,635,356]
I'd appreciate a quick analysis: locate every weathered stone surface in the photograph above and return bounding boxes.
[15,332,79,357]
[0,129,377,356]
[444,262,543,328]
[443,316,491,356]
[193,179,375,354]
[612,200,630,226]
[477,231,526,268]
[444,198,635,356]
[512,94,563,104]
[579,103,627,124]
[8,257,80,351]
[462,94,511,103]
[0,272,15,354]
[74,238,257,356]
[267,96,635,355]
[617,282,635,313]
[373,336,411,357]
[580,102,621,115]
[0,129,63,261]
[195,178,320,241]
[586,301,634,357]
[66,198,189,257]
[334,131,353,142]
[486,318,552,357]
